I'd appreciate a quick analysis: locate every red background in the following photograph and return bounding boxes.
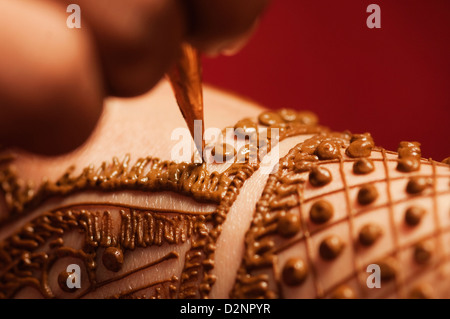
[202,0,450,161]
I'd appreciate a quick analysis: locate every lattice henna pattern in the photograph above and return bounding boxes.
[231,133,450,299]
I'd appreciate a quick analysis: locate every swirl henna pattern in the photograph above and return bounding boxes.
[0,109,322,299]
[0,109,449,299]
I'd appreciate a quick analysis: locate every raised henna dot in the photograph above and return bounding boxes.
[398,141,421,159]
[397,157,420,172]
[234,119,258,138]
[319,235,345,261]
[350,133,374,144]
[308,166,332,187]
[358,223,383,246]
[278,109,299,122]
[378,258,397,282]
[282,257,308,286]
[353,158,375,175]
[102,247,124,272]
[315,141,340,160]
[405,206,426,227]
[357,184,378,205]
[258,111,284,126]
[277,211,301,238]
[406,177,431,195]
[58,271,78,293]
[309,200,334,224]
[330,285,356,299]
[346,140,374,158]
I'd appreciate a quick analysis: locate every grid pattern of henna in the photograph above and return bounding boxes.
[231,132,450,299]
[381,148,402,297]
[338,155,361,295]
[297,183,321,296]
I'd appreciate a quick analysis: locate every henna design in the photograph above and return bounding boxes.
[0,109,323,299]
[231,132,450,299]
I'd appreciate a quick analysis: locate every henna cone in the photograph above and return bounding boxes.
[167,43,205,161]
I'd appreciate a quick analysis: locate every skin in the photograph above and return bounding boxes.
[0,0,269,155]
[1,81,449,299]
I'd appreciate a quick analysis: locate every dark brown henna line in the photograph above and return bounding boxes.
[231,134,348,298]
[270,152,450,257]
[0,206,201,299]
[231,133,354,298]
[297,183,322,297]
[112,275,178,299]
[0,259,19,279]
[232,131,449,298]
[277,151,450,298]
[190,163,260,299]
[302,174,450,204]
[338,155,362,296]
[430,159,444,274]
[310,156,445,167]
[305,195,447,243]
[323,227,450,298]
[0,157,230,224]
[323,233,448,298]
[324,192,450,298]
[395,255,450,298]
[274,190,450,256]
[95,251,179,289]
[0,120,327,223]
[47,202,216,216]
[382,148,403,297]
[309,190,450,237]
[77,251,179,299]
[273,254,284,298]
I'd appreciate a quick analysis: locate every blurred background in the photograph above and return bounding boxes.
[202,0,450,161]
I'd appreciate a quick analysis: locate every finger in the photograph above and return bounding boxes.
[51,0,187,97]
[0,0,104,155]
[184,0,271,55]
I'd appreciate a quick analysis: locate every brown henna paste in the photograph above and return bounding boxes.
[281,257,308,286]
[0,108,324,299]
[1,108,449,299]
[231,125,450,299]
[405,206,426,227]
[353,158,375,175]
[358,223,383,247]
